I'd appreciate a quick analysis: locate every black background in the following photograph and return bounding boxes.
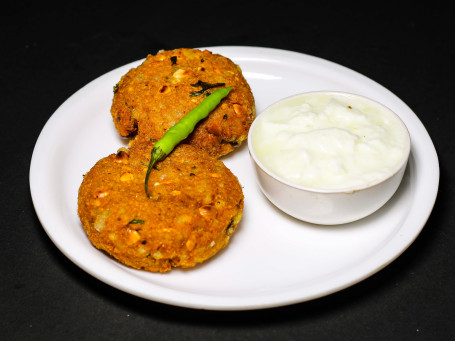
[2,2,454,340]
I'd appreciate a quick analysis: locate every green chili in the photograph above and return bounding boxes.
[144,86,232,197]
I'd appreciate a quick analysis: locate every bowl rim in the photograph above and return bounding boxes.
[247,90,411,194]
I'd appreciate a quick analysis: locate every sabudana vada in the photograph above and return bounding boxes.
[110,48,255,158]
[78,141,244,273]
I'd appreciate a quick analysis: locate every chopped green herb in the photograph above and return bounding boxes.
[129,219,145,224]
[226,219,234,231]
[190,80,226,97]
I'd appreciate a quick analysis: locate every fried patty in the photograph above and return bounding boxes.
[111,48,256,158]
[78,142,244,273]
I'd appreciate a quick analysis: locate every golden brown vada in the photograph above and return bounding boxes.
[78,141,244,273]
[110,48,255,158]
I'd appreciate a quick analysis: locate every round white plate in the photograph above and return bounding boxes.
[30,46,439,310]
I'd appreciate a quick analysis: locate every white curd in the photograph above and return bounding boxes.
[251,92,410,190]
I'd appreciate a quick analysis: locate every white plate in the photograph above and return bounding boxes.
[30,46,439,310]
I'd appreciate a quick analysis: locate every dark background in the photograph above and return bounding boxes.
[2,1,454,340]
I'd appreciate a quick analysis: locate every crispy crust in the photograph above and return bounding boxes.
[111,48,256,158]
[78,142,244,273]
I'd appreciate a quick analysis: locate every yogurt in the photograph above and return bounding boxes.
[251,92,410,190]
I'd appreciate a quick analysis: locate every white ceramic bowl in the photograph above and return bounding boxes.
[248,91,411,225]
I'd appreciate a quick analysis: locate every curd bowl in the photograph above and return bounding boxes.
[248,91,411,225]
